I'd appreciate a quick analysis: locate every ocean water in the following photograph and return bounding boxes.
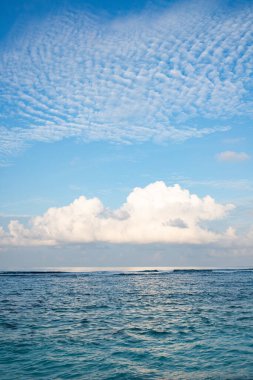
[0,268,253,379]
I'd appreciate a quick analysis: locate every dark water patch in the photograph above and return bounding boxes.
[79,318,89,325]
[0,321,18,329]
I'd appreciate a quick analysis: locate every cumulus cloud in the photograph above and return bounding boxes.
[0,182,235,246]
[216,151,250,162]
[0,0,252,157]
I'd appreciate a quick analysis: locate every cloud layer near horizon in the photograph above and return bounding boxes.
[0,182,236,246]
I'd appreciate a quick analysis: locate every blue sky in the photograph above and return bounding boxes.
[0,0,252,267]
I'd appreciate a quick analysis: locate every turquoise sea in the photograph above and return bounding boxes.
[0,268,253,379]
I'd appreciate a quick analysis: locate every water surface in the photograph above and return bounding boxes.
[0,268,252,379]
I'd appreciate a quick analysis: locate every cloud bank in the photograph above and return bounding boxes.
[0,0,252,156]
[0,182,235,246]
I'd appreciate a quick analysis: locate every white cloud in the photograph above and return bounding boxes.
[0,0,252,156]
[216,151,250,162]
[0,182,235,246]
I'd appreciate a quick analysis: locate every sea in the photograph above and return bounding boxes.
[0,267,252,380]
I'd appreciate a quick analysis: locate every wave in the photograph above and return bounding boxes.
[212,269,253,274]
[113,270,174,276]
[0,271,75,276]
[173,269,212,274]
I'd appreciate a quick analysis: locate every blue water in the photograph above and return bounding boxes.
[0,268,253,379]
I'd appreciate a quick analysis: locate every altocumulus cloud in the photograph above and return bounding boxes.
[0,0,253,157]
[0,182,235,246]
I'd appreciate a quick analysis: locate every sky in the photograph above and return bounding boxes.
[0,0,253,268]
